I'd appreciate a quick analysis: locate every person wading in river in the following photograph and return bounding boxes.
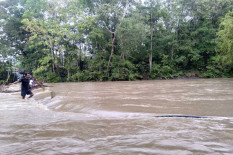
[11,73,34,99]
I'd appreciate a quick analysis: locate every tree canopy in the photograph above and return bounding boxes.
[0,0,233,83]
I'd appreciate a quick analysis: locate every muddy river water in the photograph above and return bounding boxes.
[0,79,233,154]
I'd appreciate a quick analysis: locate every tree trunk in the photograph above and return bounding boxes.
[171,43,174,61]
[149,12,153,74]
[55,50,60,77]
[56,64,60,77]
[52,52,55,73]
[149,51,152,73]
[6,69,11,84]
[106,0,129,77]
[121,52,125,60]
[107,33,116,77]
[67,69,70,81]
[49,38,55,73]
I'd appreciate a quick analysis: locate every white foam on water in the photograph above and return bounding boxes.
[122,104,167,108]
[81,108,155,119]
[29,99,50,111]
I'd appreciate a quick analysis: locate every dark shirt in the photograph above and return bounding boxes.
[19,77,30,90]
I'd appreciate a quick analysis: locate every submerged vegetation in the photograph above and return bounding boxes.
[0,0,233,83]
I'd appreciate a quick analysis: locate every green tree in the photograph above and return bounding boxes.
[218,11,233,66]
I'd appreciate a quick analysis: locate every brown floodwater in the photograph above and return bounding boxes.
[0,79,233,154]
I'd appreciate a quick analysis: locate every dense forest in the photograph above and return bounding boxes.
[0,0,233,83]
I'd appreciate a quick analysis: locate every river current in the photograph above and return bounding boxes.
[0,79,233,154]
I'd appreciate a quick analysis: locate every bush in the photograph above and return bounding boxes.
[45,72,61,83]
[33,67,61,83]
[71,71,86,82]
[110,57,142,81]
[201,56,225,78]
[0,68,7,84]
[0,62,15,84]
[150,63,183,79]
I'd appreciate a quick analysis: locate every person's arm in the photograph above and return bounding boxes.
[8,79,21,86]
[8,80,19,86]
[13,80,20,84]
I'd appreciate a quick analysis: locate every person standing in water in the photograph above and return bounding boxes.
[11,73,34,99]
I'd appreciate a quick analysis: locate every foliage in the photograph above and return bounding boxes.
[0,62,7,84]
[0,0,233,82]
[218,11,233,66]
[150,64,183,79]
[0,61,15,84]
[110,56,142,81]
